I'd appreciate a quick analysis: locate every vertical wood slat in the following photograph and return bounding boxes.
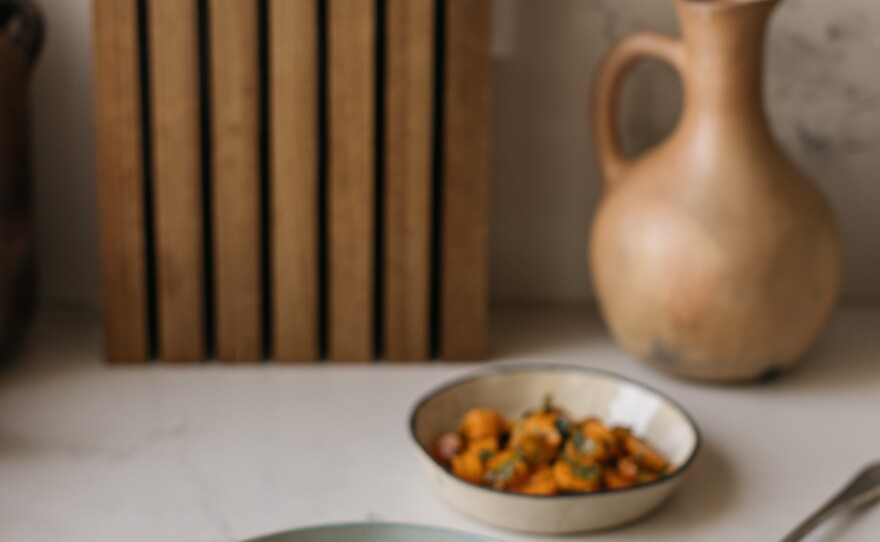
[327,0,376,362]
[148,0,206,362]
[94,0,150,363]
[383,0,435,362]
[208,0,263,362]
[269,0,319,362]
[441,0,491,361]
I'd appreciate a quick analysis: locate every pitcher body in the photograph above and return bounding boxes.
[590,0,841,381]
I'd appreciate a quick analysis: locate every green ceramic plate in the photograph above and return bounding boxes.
[244,523,501,542]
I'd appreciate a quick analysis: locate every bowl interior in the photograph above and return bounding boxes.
[246,523,498,542]
[411,367,699,472]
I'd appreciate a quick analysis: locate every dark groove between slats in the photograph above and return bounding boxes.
[429,0,447,361]
[374,0,387,361]
[197,0,215,360]
[136,0,158,361]
[258,0,272,361]
[317,0,330,362]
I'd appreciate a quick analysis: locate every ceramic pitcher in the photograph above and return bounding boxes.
[590,0,841,382]
[0,0,42,359]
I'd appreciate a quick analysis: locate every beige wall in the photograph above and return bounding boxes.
[30,0,98,307]
[25,0,880,310]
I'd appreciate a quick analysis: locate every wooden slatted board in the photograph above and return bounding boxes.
[94,0,491,363]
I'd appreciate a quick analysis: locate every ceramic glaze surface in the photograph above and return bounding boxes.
[409,366,700,534]
[590,0,842,382]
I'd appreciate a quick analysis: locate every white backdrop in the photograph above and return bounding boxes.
[26,0,880,311]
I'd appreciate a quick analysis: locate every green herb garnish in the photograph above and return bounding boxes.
[572,431,598,455]
[554,416,570,438]
[485,460,516,484]
[574,463,600,481]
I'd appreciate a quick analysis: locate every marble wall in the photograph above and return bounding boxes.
[491,0,880,302]
[24,0,880,309]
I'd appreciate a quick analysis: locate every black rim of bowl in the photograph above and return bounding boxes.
[408,363,702,500]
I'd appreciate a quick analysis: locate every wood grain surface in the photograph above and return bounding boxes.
[327,0,375,362]
[148,0,206,362]
[93,0,492,364]
[93,0,150,363]
[208,0,263,362]
[383,0,434,362]
[440,0,491,361]
[269,0,319,362]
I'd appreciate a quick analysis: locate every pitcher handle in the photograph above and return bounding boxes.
[0,0,44,64]
[593,32,685,189]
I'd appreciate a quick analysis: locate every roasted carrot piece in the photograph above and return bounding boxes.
[516,466,559,496]
[564,428,613,464]
[451,448,486,485]
[467,436,499,456]
[617,456,639,481]
[553,459,601,492]
[484,450,530,490]
[509,412,563,465]
[625,435,668,472]
[638,470,660,483]
[612,426,632,443]
[460,408,507,442]
[603,468,635,490]
[583,419,619,460]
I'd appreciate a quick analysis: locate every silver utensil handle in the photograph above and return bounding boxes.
[781,463,880,542]
[781,504,847,542]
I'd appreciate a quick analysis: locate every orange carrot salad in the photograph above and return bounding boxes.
[432,398,673,495]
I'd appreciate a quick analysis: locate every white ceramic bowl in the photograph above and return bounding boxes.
[244,523,500,542]
[409,365,701,534]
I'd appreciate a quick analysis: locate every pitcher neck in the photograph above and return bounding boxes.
[677,0,778,130]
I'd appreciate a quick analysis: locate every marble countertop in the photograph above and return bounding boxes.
[1,305,879,542]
